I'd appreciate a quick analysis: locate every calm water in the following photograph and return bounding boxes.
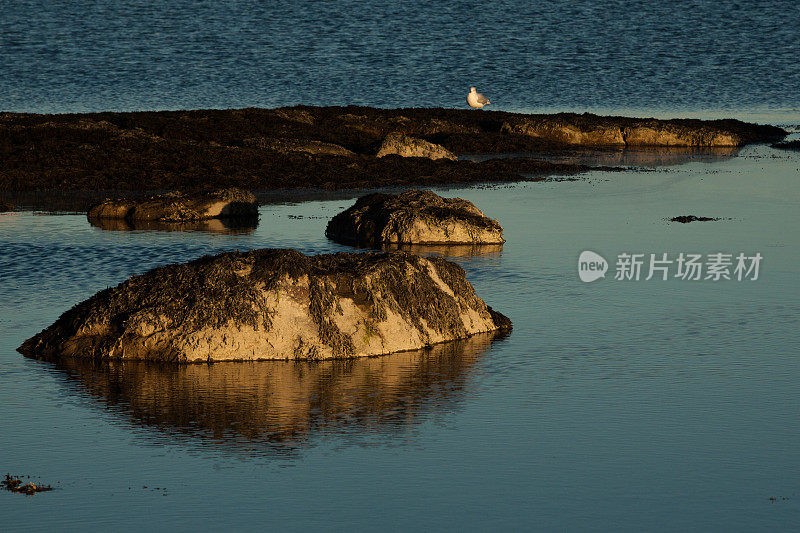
[1,0,800,120]
[1,144,799,530]
[2,0,800,530]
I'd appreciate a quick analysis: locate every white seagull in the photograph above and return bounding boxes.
[467,86,490,109]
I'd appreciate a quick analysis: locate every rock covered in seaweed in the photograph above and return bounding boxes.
[376,132,457,160]
[501,113,786,147]
[326,190,505,246]
[87,188,258,222]
[18,249,511,362]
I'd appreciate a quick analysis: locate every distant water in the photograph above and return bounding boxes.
[1,0,799,121]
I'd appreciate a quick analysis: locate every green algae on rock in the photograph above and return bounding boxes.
[326,190,505,246]
[18,249,511,362]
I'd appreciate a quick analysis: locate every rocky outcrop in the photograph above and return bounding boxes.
[18,249,511,362]
[326,190,505,246]
[501,113,787,147]
[2,106,784,194]
[376,132,457,160]
[87,188,258,222]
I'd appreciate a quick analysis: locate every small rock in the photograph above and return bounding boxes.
[376,132,457,160]
[326,190,505,246]
[669,215,721,223]
[87,188,258,222]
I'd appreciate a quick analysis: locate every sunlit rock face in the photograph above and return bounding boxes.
[376,132,457,160]
[87,188,258,222]
[18,249,511,362]
[501,114,786,147]
[326,190,505,246]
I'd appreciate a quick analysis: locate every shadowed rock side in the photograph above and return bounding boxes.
[87,188,258,222]
[2,106,782,193]
[38,332,500,451]
[19,249,511,362]
[326,190,505,246]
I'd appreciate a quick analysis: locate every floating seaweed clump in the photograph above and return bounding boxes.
[2,474,54,495]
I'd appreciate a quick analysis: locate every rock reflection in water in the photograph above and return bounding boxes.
[464,146,740,168]
[42,331,503,454]
[88,216,259,235]
[381,242,504,258]
[543,146,740,168]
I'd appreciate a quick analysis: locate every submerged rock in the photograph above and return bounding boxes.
[87,188,258,222]
[376,132,457,160]
[772,140,800,150]
[326,190,505,246]
[18,249,511,362]
[501,114,786,147]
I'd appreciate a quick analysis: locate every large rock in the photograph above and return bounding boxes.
[376,132,457,160]
[88,188,257,222]
[18,249,511,362]
[501,113,786,147]
[326,190,505,246]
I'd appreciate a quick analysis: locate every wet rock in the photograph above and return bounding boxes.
[6,106,776,193]
[669,215,721,223]
[502,113,786,147]
[87,188,258,222]
[772,140,800,150]
[18,249,511,362]
[326,190,505,246]
[376,132,457,160]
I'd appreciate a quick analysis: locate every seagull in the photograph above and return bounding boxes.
[467,86,490,109]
